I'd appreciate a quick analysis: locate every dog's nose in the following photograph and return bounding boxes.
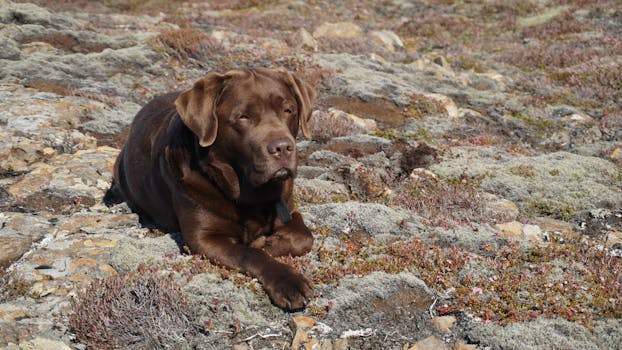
[267,139,293,157]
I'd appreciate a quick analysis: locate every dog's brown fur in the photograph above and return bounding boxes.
[112,68,315,310]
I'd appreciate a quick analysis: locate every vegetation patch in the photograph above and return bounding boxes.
[68,268,199,350]
[152,27,223,62]
[284,232,621,326]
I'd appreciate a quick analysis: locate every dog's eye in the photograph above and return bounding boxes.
[238,114,250,120]
[284,108,293,114]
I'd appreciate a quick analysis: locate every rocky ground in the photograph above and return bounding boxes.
[1,0,621,349]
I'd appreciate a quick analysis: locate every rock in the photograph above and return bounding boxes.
[481,193,520,221]
[0,38,21,60]
[531,217,575,238]
[290,316,317,350]
[19,42,58,56]
[317,272,436,344]
[0,213,51,268]
[301,202,423,241]
[79,101,141,134]
[295,178,349,203]
[495,221,543,243]
[0,1,75,29]
[313,22,363,39]
[465,317,622,349]
[7,146,118,206]
[407,336,448,350]
[328,108,378,134]
[423,93,459,118]
[6,336,72,350]
[184,272,283,328]
[522,224,543,242]
[606,230,622,247]
[0,235,32,268]
[292,28,318,51]
[495,221,523,240]
[518,5,570,28]
[109,234,183,273]
[430,148,622,219]
[369,30,404,52]
[432,316,457,334]
[454,341,478,350]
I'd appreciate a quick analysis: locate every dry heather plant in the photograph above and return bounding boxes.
[153,28,223,61]
[307,110,361,142]
[389,176,488,227]
[68,268,198,349]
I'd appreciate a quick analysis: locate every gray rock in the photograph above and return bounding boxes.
[300,201,425,242]
[295,178,348,199]
[430,147,622,218]
[0,45,160,98]
[109,234,183,273]
[465,317,622,350]
[305,150,353,167]
[183,272,284,328]
[0,213,51,268]
[315,272,436,347]
[314,53,507,109]
[0,38,20,60]
[0,1,75,29]
[80,101,141,134]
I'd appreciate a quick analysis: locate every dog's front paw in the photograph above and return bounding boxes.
[264,230,313,257]
[261,263,313,310]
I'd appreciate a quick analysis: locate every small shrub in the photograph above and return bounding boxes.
[153,28,223,61]
[389,176,487,227]
[68,269,198,349]
[307,110,361,142]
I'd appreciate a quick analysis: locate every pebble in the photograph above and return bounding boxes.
[432,315,457,333]
[313,22,363,39]
[328,108,378,134]
[369,30,404,52]
[293,28,318,51]
[407,336,448,350]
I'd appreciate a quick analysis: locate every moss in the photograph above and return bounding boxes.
[513,112,560,137]
[524,199,576,220]
[509,164,536,177]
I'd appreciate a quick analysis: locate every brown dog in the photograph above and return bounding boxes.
[111,68,315,310]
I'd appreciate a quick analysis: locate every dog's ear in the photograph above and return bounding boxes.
[273,69,316,139]
[175,73,226,147]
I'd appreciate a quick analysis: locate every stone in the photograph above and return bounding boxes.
[495,221,523,240]
[369,30,404,52]
[292,28,318,51]
[430,148,622,218]
[328,108,378,134]
[333,338,348,350]
[454,341,478,350]
[606,230,622,247]
[301,202,424,241]
[408,336,448,350]
[7,146,118,203]
[423,93,459,118]
[0,235,32,268]
[522,224,543,242]
[313,22,363,39]
[481,193,520,221]
[531,217,575,238]
[465,317,622,349]
[8,336,72,350]
[432,315,457,333]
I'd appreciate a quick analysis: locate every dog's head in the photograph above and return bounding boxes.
[175,68,315,187]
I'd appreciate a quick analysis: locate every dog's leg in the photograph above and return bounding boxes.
[185,233,313,310]
[264,212,314,257]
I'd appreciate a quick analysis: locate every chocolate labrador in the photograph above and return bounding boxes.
[111,68,315,310]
